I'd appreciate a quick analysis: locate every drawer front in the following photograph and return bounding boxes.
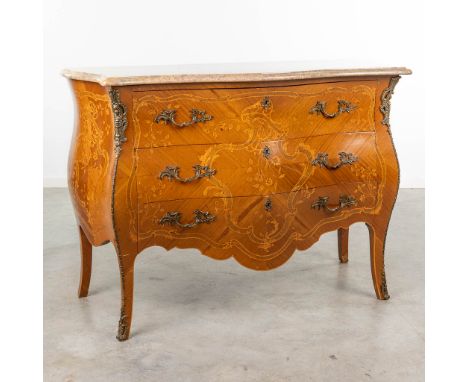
[136,132,379,203]
[138,183,377,269]
[133,81,377,148]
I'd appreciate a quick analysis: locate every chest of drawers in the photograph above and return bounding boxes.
[63,63,411,341]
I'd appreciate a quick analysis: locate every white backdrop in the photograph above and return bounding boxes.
[44,0,424,188]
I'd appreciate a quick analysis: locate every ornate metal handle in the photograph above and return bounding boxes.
[311,152,358,170]
[311,195,357,212]
[309,100,357,118]
[155,109,213,128]
[159,210,215,229]
[159,165,216,183]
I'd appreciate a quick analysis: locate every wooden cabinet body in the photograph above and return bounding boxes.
[64,64,410,340]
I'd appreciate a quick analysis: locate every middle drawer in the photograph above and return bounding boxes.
[136,132,380,204]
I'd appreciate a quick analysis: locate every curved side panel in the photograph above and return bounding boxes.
[67,80,116,246]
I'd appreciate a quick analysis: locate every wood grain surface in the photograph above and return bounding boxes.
[133,81,376,148]
[136,132,379,202]
[67,80,116,246]
[138,183,377,270]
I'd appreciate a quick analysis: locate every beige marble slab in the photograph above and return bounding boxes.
[62,61,412,86]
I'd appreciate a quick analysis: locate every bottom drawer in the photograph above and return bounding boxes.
[138,183,377,269]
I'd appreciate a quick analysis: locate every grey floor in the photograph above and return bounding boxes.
[44,189,424,382]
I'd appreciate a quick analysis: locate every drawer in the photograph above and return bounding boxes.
[132,81,377,148]
[136,132,380,203]
[137,182,378,267]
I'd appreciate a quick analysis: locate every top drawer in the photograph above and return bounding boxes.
[132,81,377,148]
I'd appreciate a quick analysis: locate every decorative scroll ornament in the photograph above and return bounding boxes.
[261,96,272,110]
[109,87,129,341]
[311,195,357,212]
[264,198,272,211]
[159,210,216,229]
[310,100,357,118]
[311,152,358,169]
[159,165,216,183]
[108,89,128,153]
[155,109,213,128]
[380,76,400,128]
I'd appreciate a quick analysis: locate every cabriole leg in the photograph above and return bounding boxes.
[115,250,135,341]
[337,228,349,263]
[78,226,92,298]
[366,222,390,300]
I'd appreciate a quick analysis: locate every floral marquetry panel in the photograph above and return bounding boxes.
[137,183,377,270]
[68,80,116,246]
[132,81,377,148]
[135,132,380,203]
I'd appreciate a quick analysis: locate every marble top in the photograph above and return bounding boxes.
[62,61,412,86]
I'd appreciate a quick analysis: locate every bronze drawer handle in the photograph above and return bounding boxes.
[311,195,357,212]
[159,210,216,229]
[309,100,357,118]
[155,109,213,128]
[311,152,358,169]
[159,165,216,183]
